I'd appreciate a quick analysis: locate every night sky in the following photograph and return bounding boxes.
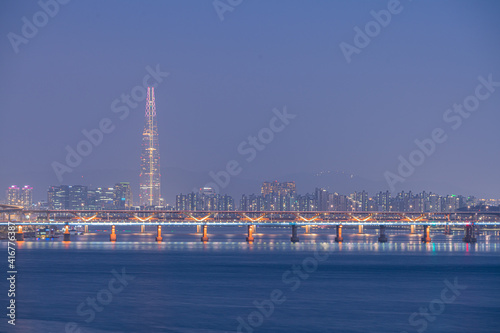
[1,0,499,203]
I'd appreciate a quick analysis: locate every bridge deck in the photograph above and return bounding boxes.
[1,209,499,226]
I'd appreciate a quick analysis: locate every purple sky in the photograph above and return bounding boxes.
[1,0,499,203]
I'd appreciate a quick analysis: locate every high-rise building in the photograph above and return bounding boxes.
[176,194,188,210]
[199,187,216,196]
[315,188,329,211]
[114,182,133,209]
[6,185,20,206]
[48,185,87,210]
[96,187,115,210]
[69,185,88,210]
[261,181,296,196]
[176,189,235,211]
[375,191,391,212]
[21,186,33,207]
[48,185,70,210]
[298,193,316,211]
[329,193,349,211]
[240,194,248,211]
[47,184,132,210]
[139,87,161,207]
[87,189,99,210]
[426,193,441,212]
[442,195,462,211]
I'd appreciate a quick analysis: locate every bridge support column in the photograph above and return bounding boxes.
[197,225,201,233]
[410,225,416,234]
[201,225,209,242]
[110,225,117,242]
[335,225,343,243]
[156,225,163,242]
[291,225,299,243]
[246,225,255,242]
[444,225,451,235]
[358,225,364,234]
[15,226,24,241]
[305,225,310,234]
[421,225,431,243]
[84,225,89,234]
[63,224,70,242]
[378,225,388,242]
[463,224,477,243]
[141,225,145,233]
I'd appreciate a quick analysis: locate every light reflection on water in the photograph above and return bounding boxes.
[4,225,499,251]
[11,238,500,254]
[2,226,500,333]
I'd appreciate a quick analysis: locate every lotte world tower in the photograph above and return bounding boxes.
[139,87,161,207]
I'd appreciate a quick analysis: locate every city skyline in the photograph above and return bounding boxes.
[5,180,499,213]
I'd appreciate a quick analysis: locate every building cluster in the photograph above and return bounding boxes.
[173,181,477,212]
[175,187,234,211]
[2,180,495,212]
[5,185,33,207]
[46,183,133,210]
[237,182,476,212]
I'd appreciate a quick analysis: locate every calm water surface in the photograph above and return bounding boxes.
[1,226,499,333]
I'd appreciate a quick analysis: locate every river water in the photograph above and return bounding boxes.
[1,226,499,333]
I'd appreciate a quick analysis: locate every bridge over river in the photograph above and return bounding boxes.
[1,205,499,243]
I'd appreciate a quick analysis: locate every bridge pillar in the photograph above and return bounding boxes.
[197,225,201,233]
[246,225,255,242]
[84,225,89,234]
[63,224,70,242]
[291,225,299,243]
[444,225,452,235]
[421,225,431,243]
[201,225,209,242]
[141,225,145,233]
[110,225,117,242]
[335,225,343,243]
[358,225,364,234]
[463,224,477,243]
[410,225,416,234]
[304,225,311,234]
[15,225,24,241]
[378,225,388,242]
[156,225,163,242]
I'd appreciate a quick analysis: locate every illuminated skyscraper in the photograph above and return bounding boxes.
[6,185,32,207]
[261,181,296,196]
[139,87,161,206]
[21,185,33,207]
[6,185,20,206]
[114,182,133,209]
